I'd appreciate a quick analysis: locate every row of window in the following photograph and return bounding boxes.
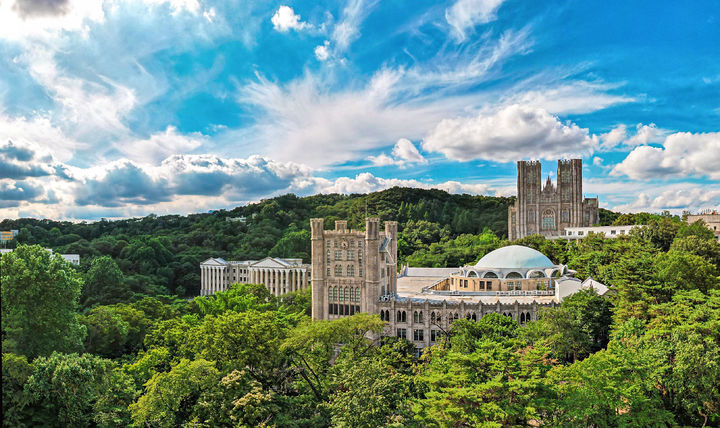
[327,240,363,248]
[327,250,363,263]
[328,286,361,302]
[327,265,363,277]
[384,310,536,325]
[396,328,445,343]
[329,304,361,316]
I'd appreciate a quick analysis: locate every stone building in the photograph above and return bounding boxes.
[200,257,310,296]
[310,218,606,351]
[686,212,720,242]
[310,218,397,320]
[508,159,599,241]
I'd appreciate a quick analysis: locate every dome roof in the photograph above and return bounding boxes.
[475,245,555,269]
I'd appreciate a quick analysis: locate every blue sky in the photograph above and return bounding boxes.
[0,0,718,220]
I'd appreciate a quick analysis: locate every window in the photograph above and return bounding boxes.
[326,250,331,263]
[561,170,571,182]
[471,313,477,321]
[486,281,493,290]
[611,230,616,235]
[346,250,354,261]
[396,328,406,339]
[326,268,330,276]
[418,311,423,323]
[413,329,424,341]
[334,250,342,261]
[431,312,436,323]
[358,252,363,265]
[413,311,419,323]
[327,240,331,248]
[347,265,355,277]
[357,240,362,248]
[344,287,349,301]
[430,330,438,342]
[578,231,584,236]
[334,240,338,248]
[358,268,363,277]
[542,210,555,230]
[562,209,569,222]
[334,265,342,276]
[350,240,355,247]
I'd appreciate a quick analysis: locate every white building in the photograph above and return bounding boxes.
[555,225,639,239]
[687,212,720,242]
[0,248,80,265]
[200,256,310,297]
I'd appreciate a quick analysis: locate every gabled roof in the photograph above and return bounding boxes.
[250,257,291,268]
[582,277,610,295]
[201,257,227,266]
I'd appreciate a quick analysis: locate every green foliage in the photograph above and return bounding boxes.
[81,255,130,308]
[1,245,86,358]
[2,353,34,427]
[82,304,152,358]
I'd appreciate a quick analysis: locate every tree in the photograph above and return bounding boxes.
[24,352,135,427]
[654,250,720,294]
[82,304,152,358]
[129,358,220,427]
[1,245,86,358]
[81,256,131,308]
[2,353,35,427]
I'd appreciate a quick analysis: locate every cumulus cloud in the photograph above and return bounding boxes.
[615,187,720,213]
[314,41,330,61]
[422,104,597,162]
[118,126,206,164]
[271,6,310,32]
[611,131,720,180]
[368,138,427,167]
[73,154,315,207]
[446,0,505,42]
[599,123,666,151]
[317,172,491,195]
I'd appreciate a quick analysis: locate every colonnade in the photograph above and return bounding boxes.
[248,268,308,297]
[200,265,227,296]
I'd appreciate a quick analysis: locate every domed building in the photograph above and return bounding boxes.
[310,218,606,354]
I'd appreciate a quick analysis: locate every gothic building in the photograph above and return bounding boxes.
[310,218,397,320]
[508,159,598,241]
[310,217,607,351]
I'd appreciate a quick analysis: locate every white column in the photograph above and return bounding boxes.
[200,266,205,295]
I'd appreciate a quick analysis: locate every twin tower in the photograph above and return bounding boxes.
[310,218,397,321]
[508,159,598,240]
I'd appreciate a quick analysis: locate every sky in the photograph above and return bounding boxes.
[0,0,719,220]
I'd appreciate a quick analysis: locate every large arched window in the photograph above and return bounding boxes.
[483,271,498,278]
[505,271,523,279]
[467,270,478,278]
[529,270,546,278]
[542,209,555,230]
[334,265,343,276]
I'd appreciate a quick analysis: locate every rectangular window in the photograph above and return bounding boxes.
[326,268,330,276]
[413,329,424,341]
[396,328,406,339]
[611,230,616,235]
[334,250,342,261]
[430,330,436,342]
[359,268,363,276]
[486,281,492,290]
[346,250,354,261]
[578,231,584,236]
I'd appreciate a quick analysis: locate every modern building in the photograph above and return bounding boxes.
[508,159,599,241]
[686,211,720,242]
[552,225,639,239]
[0,248,80,265]
[200,256,310,296]
[311,218,608,351]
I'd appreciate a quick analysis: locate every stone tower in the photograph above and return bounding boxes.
[508,159,598,240]
[310,218,397,320]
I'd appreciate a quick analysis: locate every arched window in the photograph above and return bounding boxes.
[529,270,546,278]
[334,265,342,276]
[526,312,531,322]
[505,271,523,279]
[381,310,385,321]
[483,271,498,278]
[418,311,423,323]
[347,265,355,277]
[402,311,407,323]
[385,310,390,321]
[468,270,478,278]
[520,312,526,324]
[471,313,477,321]
[397,310,402,322]
[542,209,555,230]
[466,313,471,320]
[329,286,334,301]
[413,311,418,323]
[431,312,436,323]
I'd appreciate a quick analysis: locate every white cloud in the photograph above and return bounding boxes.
[117,126,206,164]
[503,81,635,115]
[615,186,720,213]
[331,0,375,52]
[0,113,82,162]
[626,123,663,146]
[368,138,427,167]
[316,172,491,195]
[611,131,720,180]
[422,104,597,162]
[599,124,627,150]
[314,41,330,61]
[445,0,505,42]
[271,6,310,32]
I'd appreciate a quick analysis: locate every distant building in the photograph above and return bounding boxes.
[0,248,80,265]
[551,225,639,240]
[310,218,607,352]
[508,159,599,241]
[200,257,310,296]
[686,211,720,242]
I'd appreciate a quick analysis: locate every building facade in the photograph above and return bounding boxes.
[310,218,397,320]
[0,248,80,265]
[554,225,639,239]
[686,212,720,242]
[508,159,599,241]
[310,218,606,351]
[200,257,310,296]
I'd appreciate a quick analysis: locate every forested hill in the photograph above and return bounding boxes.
[1,187,521,296]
